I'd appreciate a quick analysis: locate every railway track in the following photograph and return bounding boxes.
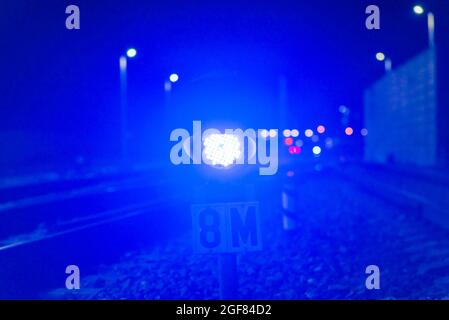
[284,168,449,299]
[0,171,190,299]
[2,165,448,299]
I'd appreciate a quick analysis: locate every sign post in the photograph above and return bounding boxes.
[191,201,261,299]
[218,253,238,300]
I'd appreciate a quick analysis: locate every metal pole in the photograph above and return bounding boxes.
[119,56,129,165]
[219,253,238,300]
[385,58,392,72]
[427,12,435,49]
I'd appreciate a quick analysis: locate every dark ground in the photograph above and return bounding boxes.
[44,170,449,300]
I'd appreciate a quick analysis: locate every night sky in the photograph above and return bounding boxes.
[0,0,443,171]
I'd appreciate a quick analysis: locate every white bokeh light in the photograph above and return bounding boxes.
[203,134,241,167]
[291,129,299,137]
[126,48,137,58]
[312,146,322,156]
[305,129,314,138]
[169,73,179,83]
[269,129,277,138]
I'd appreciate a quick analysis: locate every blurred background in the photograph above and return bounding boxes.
[0,0,449,299]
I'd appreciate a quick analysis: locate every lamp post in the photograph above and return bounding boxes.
[413,5,435,48]
[375,52,392,72]
[119,48,137,165]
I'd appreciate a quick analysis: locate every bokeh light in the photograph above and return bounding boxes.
[260,129,269,138]
[376,52,385,62]
[413,5,424,15]
[361,128,369,136]
[284,137,294,146]
[169,73,179,83]
[283,129,291,137]
[203,134,241,167]
[291,129,299,137]
[317,125,326,134]
[305,129,314,138]
[288,146,301,155]
[325,137,334,149]
[126,48,137,58]
[312,146,321,156]
[345,127,354,136]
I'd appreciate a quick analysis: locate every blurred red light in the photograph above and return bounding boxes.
[288,146,301,154]
[345,127,354,136]
[284,137,294,146]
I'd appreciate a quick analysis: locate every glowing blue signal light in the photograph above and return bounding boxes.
[169,73,179,83]
[312,146,322,156]
[126,48,137,58]
[203,134,241,167]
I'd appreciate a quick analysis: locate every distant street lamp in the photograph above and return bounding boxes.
[169,73,179,83]
[376,52,392,72]
[119,48,137,165]
[413,5,435,48]
[126,48,137,58]
[413,5,424,15]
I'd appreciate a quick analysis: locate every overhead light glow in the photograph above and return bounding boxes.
[376,52,385,62]
[413,5,424,15]
[126,48,137,58]
[283,129,291,137]
[169,73,179,83]
[361,128,369,136]
[203,134,241,167]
